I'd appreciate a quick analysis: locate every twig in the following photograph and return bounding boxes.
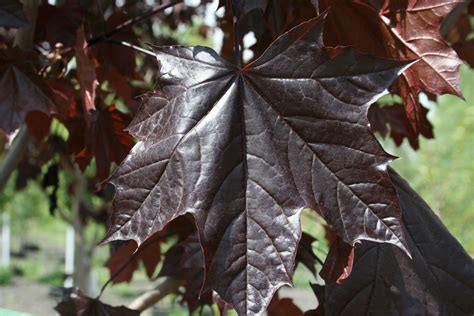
[87,0,183,47]
[127,277,181,311]
[104,39,156,58]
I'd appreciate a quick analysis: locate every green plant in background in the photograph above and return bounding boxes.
[0,267,13,286]
[391,66,474,254]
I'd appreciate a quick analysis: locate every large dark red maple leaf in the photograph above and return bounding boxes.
[321,0,463,136]
[103,15,411,314]
[323,168,474,315]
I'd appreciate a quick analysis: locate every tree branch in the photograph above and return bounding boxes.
[104,39,156,58]
[87,0,183,47]
[127,277,182,312]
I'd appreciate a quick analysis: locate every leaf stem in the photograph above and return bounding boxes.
[87,0,183,47]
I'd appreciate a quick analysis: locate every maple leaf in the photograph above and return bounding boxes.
[74,26,98,122]
[105,239,161,284]
[35,0,83,48]
[160,233,213,312]
[0,0,28,28]
[65,102,133,182]
[93,10,139,107]
[0,49,55,136]
[323,168,474,315]
[55,288,140,316]
[368,102,433,150]
[105,216,194,284]
[321,0,463,134]
[103,15,411,314]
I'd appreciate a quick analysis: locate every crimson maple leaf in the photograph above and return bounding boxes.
[65,102,133,182]
[368,102,433,150]
[323,168,474,315]
[321,0,463,135]
[105,216,194,283]
[103,15,411,314]
[160,233,213,312]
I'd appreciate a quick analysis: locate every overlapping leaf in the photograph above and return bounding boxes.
[160,233,213,312]
[103,14,411,315]
[321,0,463,135]
[65,102,133,182]
[368,102,433,149]
[93,10,139,107]
[267,292,303,316]
[323,168,474,315]
[0,49,55,135]
[105,216,194,284]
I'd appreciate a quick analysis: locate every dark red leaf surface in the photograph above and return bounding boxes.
[368,102,433,149]
[55,288,140,316]
[35,0,83,48]
[324,168,474,315]
[321,0,463,135]
[160,233,212,312]
[103,14,412,315]
[320,234,354,284]
[267,292,303,316]
[105,238,161,284]
[65,102,133,182]
[0,49,55,135]
[0,0,28,28]
[93,10,138,106]
[105,216,195,284]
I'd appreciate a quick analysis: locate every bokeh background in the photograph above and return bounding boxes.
[0,0,472,315]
